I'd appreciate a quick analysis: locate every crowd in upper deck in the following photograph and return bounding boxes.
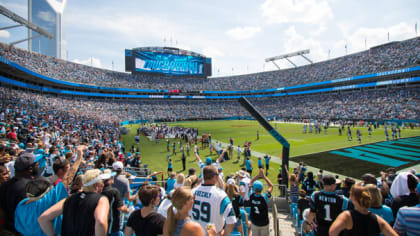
[1,37,419,91]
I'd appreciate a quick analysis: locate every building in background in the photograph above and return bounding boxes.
[28,0,66,59]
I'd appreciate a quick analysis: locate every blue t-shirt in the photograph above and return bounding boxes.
[168,161,173,169]
[245,160,252,171]
[15,181,68,236]
[369,205,394,224]
[258,159,263,169]
[264,157,270,165]
[166,178,176,194]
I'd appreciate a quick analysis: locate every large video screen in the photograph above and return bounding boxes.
[134,51,205,76]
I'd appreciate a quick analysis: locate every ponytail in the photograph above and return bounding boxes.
[166,205,176,236]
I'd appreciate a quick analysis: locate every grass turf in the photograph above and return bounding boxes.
[120,120,420,183]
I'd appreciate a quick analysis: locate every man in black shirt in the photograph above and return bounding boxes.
[249,168,273,236]
[38,169,110,236]
[0,152,40,235]
[305,175,349,236]
[101,169,129,235]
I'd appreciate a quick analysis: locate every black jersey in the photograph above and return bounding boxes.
[250,192,271,226]
[231,194,244,220]
[62,192,102,236]
[310,190,348,236]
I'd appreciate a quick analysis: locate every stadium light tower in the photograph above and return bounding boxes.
[265,49,312,70]
[0,4,53,47]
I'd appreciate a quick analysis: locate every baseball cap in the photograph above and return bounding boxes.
[205,157,212,165]
[112,161,124,170]
[218,167,223,171]
[15,152,41,171]
[227,178,236,186]
[253,180,263,192]
[83,172,110,186]
[237,170,247,178]
[102,169,117,179]
[322,175,336,186]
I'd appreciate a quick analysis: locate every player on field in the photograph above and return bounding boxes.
[191,166,236,236]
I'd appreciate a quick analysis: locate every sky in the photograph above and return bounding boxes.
[0,0,419,77]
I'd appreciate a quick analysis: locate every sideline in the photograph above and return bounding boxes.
[211,139,359,180]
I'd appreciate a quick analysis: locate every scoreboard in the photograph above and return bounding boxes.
[125,47,212,78]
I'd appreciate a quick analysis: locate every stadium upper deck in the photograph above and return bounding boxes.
[0,37,419,92]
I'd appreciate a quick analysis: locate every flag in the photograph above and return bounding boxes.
[416,22,418,35]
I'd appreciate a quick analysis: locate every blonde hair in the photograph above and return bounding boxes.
[184,175,198,188]
[82,169,101,192]
[167,187,193,235]
[366,184,383,208]
[226,183,238,200]
[176,173,185,184]
[350,183,372,209]
[290,174,297,183]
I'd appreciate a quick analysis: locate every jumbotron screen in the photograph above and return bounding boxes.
[125,47,212,77]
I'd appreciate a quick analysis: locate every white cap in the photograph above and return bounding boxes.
[227,178,236,186]
[112,161,124,170]
[83,173,110,186]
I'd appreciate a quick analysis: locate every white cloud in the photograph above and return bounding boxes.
[203,46,224,58]
[38,11,56,24]
[348,22,414,52]
[281,26,327,64]
[73,57,102,68]
[333,22,415,56]
[225,26,262,40]
[0,30,11,38]
[261,0,333,25]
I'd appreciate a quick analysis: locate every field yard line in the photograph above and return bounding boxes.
[212,139,361,180]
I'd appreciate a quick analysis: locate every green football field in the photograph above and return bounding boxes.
[120,120,420,185]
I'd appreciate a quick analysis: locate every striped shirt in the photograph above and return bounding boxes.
[393,205,420,236]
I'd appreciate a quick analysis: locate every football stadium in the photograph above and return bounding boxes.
[0,1,419,236]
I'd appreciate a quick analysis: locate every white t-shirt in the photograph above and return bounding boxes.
[191,184,236,234]
[157,198,172,218]
[239,177,251,201]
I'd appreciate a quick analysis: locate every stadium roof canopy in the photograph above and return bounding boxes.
[132,46,206,58]
[265,49,313,70]
[0,4,53,46]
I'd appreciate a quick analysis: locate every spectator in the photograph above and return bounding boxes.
[112,161,137,202]
[0,152,41,234]
[163,186,205,236]
[302,171,318,197]
[124,185,165,236]
[249,168,273,236]
[14,176,68,236]
[38,169,110,235]
[226,178,245,235]
[393,183,420,236]
[174,173,185,189]
[298,189,311,221]
[304,175,349,236]
[329,183,397,236]
[391,173,419,218]
[101,169,130,236]
[366,184,394,225]
[191,165,236,236]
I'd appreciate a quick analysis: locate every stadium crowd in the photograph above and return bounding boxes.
[1,37,419,91]
[0,86,417,123]
[0,83,419,235]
